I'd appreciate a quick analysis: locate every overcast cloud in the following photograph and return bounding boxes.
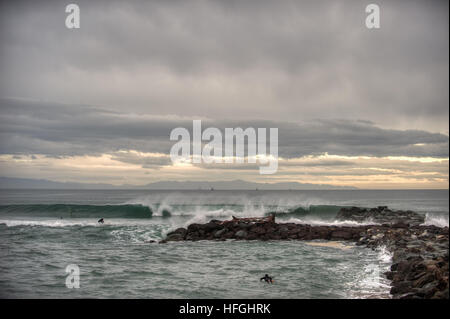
[0,98,447,159]
[0,0,448,187]
[0,0,448,131]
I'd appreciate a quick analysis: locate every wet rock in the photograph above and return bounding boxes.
[413,273,436,288]
[168,227,187,237]
[416,281,439,298]
[331,230,353,240]
[391,281,413,294]
[187,223,202,232]
[235,230,248,239]
[250,226,266,235]
[237,222,251,229]
[223,231,235,239]
[392,222,409,229]
[246,233,259,240]
[384,271,395,280]
[203,222,222,232]
[398,292,422,299]
[166,233,184,241]
[185,232,200,241]
[432,288,449,299]
[336,206,424,226]
[214,228,226,238]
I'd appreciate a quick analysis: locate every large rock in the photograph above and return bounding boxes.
[250,226,266,235]
[391,281,413,294]
[331,230,353,240]
[336,206,425,226]
[170,227,187,236]
[166,233,184,241]
[214,228,226,238]
[235,230,248,239]
[187,223,203,232]
[413,273,436,288]
[203,221,222,232]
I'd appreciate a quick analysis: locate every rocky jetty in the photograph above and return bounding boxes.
[336,206,425,226]
[359,224,448,299]
[161,207,448,299]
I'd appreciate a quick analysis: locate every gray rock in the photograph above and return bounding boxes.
[391,281,413,294]
[203,222,222,232]
[166,233,184,241]
[214,228,226,238]
[413,273,435,288]
[235,230,248,238]
[237,222,250,229]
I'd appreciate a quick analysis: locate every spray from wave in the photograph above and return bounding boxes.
[423,213,449,227]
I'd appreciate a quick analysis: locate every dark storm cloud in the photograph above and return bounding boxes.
[0,98,447,159]
[0,0,448,131]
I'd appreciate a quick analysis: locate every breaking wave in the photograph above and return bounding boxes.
[0,204,153,218]
[0,203,349,220]
[2,202,447,230]
[423,213,449,227]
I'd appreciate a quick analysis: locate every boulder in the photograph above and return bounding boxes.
[235,230,248,239]
[331,230,353,240]
[392,222,409,229]
[187,223,202,232]
[166,233,184,241]
[413,273,436,288]
[391,281,413,294]
[416,281,439,298]
[214,228,227,238]
[250,226,266,235]
[336,206,424,225]
[203,222,222,232]
[169,227,187,237]
[432,288,449,299]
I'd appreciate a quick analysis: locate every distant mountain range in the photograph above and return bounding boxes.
[0,177,357,190]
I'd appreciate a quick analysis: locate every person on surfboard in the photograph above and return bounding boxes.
[260,274,274,283]
[98,218,104,224]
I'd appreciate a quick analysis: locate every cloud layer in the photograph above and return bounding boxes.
[0,1,448,188]
[0,0,448,132]
[0,98,448,160]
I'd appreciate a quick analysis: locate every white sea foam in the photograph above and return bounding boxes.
[346,245,393,299]
[422,213,449,227]
[110,227,165,243]
[0,219,99,227]
[282,217,378,227]
[376,245,393,263]
[0,218,154,228]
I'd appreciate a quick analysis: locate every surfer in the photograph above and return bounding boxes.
[260,274,273,284]
[98,218,104,224]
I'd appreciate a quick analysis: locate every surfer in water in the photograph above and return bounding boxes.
[98,218,104,224]
[260,274,273,284]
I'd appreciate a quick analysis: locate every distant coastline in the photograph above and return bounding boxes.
[0,177,357,190]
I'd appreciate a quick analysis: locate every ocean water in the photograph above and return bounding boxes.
[0,189,448,299]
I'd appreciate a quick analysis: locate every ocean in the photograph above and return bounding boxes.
[0,189,448,298]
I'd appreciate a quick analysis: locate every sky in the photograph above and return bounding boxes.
[0,0,448,189]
